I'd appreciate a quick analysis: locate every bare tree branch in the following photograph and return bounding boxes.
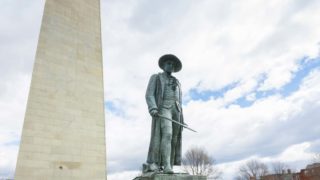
[271,161,288,174]
[182,147,222,179]
[236,159,268,180]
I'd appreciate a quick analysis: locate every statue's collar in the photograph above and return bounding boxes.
[161,72,174,79]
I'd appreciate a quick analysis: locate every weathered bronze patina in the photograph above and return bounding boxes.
[144,54,184,174]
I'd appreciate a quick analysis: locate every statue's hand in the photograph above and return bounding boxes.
[150,109,159,117]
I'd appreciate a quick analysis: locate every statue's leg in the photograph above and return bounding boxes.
[147,117,161,172]
[160,108,173,173]
[171,108,180,166]
[152,118,161,166]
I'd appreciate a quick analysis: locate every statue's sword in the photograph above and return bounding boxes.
[156,114,197,133]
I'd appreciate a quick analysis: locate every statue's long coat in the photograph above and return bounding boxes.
[145,72,184,166]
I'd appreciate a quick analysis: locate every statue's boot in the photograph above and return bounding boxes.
[149,163,159,171]
[163,165,174,174]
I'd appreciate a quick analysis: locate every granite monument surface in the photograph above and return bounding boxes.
[15,0,106,179]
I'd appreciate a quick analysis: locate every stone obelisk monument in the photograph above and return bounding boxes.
[15,0,106,179]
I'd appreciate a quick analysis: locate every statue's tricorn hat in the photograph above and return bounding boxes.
[158,54,182,72]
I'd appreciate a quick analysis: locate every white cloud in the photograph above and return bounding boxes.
[217,141,316,179]
[276,142,313,163]
[246,93,256,102]
[103,66,320,178]
[0,144,17,179]
[1,0,320,179]
[106,111,150,172]
[101,0,320,105]
[0,0,45,177]
[107,170,140,180]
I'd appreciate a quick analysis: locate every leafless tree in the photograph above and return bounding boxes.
[182,147,222,179]
[270,161,289,180]
[235,159,268,180]
[271,161,288,174]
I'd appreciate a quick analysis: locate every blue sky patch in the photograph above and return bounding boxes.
[105,101,126,117]
[233,96,254,108]
[4,140,20,146]
[187,82,239,102]
[279,57,320,97]
[186,57,320,108]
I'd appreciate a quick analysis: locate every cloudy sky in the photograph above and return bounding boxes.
[1,0,320,179]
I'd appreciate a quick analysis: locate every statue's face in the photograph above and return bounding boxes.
[163,60,174,73]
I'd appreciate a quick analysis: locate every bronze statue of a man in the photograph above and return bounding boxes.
[145,54,184,174]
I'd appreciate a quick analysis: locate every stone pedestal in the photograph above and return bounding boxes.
[133,173,207,180]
